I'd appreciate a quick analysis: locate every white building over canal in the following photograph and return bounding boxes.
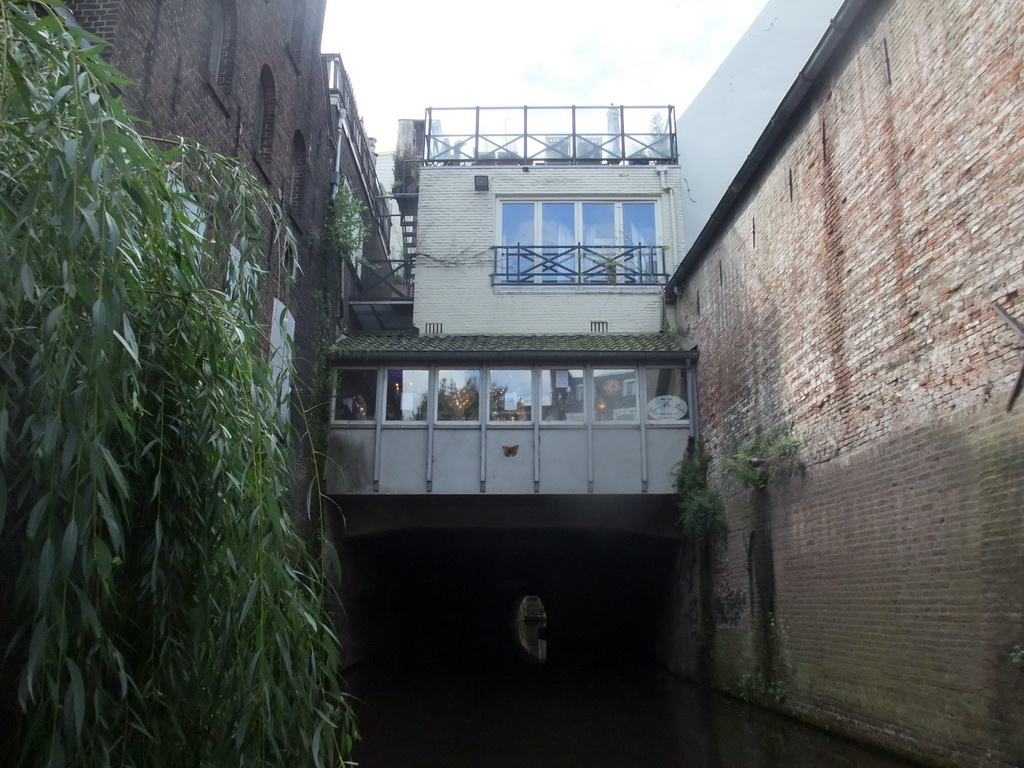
[327,106,695,530]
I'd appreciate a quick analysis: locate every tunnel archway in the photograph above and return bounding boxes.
[339,528,678,669]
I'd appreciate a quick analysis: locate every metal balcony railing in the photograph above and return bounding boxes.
[492,245,666,286]
[425,105,677,166]
[353,257,414,301]
[324,54,392,236]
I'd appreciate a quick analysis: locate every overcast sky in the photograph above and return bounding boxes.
[320,0,770,152]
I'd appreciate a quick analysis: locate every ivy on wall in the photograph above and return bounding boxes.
[675,442,727,541]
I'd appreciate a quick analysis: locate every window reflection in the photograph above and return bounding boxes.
[622,202,656,281]
[489,369,532,422]
[334,369,377,421]
[541,202,575,283]
[334,367,690,426]
[593,368,638,422]
[644,368,689,422]
[540,369,585,422]
[502,203,534,282]
[582,202,614,283]
[437,369,480,421]
[386,369,428,421]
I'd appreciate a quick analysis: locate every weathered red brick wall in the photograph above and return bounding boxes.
[667,0,1024,765]
[65,0,347,532]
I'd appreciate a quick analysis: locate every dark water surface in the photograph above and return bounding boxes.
[345,649,924,768]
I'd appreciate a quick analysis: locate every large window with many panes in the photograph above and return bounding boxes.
[333,365,689,426]
[497,200,660,285]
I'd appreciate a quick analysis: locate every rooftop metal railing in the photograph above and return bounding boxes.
[424,105,676,165]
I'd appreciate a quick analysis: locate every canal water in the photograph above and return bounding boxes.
[344,644,925,768]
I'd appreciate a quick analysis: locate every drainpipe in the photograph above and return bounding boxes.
[659,167,680,328]
[330,107,348,202]
[330,106,348,334]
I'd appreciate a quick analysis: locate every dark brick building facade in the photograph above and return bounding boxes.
[65,0,391,529]
[664,1,1024,765]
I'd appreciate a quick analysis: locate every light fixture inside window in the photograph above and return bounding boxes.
[474,175,489,192]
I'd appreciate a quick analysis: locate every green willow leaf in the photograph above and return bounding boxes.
[91,297,106,342]
[59,518,78,578]
[36,538,55,606]
[1,4,357,766]
[65,658,85,735]
[20,261,34,298]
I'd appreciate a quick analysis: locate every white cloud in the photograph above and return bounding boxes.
[321,0,770,150]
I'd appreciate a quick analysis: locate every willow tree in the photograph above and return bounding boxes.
[0,3,355,765]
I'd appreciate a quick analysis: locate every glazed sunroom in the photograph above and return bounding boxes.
[326,333,697,497]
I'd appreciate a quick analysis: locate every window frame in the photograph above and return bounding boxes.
[435,368,482,424]
[253,65,276,163]
[328,365,691,428]
[592,367,640,424]
[487,368,535,424]
[332,368,380,424]
[207,0,237,93]
[642,366,691,425]
[384,368,430,424]
[496,198,660,285]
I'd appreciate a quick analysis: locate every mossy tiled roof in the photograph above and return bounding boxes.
[329,332,697,363]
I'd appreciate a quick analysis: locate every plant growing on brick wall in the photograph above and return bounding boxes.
[0,5,355,766]
[323,183,369,266]
[726,427,804,489]
[740,670,787,704]
[1012,644,1024,670]
[675,443,727,540]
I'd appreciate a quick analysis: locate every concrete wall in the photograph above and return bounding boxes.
[665,0,1024,765]
[414,165,685,335]
[678,0,846,249]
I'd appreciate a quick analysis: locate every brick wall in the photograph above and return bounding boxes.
[65,0,348,534]
[665,0,1024,764]
[415,165,684,335]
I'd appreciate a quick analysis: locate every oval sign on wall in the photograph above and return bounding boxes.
[646,395,688,421]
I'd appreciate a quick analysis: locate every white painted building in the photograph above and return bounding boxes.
[413,163,685,335]
[327,106,696,522]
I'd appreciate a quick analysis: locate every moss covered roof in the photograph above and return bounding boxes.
[329,332,697,364]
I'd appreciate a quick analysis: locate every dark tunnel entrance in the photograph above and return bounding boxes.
[340,528,679,669]
[339,527,927,768]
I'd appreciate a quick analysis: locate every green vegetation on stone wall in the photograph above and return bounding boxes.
[675,442,726,541]
[1012,645,1024,670]
[0,4,355,765]
[726,427,803,489]
[323,183,369,267]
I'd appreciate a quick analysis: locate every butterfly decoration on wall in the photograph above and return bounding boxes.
[502,444,519,457]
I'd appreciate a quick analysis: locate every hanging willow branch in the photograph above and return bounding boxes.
[0,4,355,766]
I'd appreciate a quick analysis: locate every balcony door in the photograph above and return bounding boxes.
[499,200,657,284]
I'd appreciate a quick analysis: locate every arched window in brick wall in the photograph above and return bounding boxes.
[290,130,307,214]
[208,0,237,92]
[288,0,306,58]
[253,65,276,161]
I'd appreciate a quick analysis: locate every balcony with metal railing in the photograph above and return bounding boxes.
[424,105,676,166]
[324,54,392,232]
[493,244,666,286]
[348,256,414,332]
